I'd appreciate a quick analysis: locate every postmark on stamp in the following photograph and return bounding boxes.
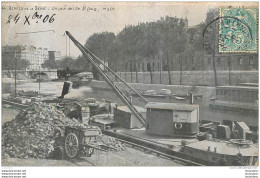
[219,7,258,53]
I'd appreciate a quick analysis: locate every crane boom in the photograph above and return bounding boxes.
[65,31,146,126]
[78,42,148,104]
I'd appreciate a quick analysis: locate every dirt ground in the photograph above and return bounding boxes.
[2,146,184,166]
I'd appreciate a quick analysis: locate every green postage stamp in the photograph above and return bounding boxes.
[219,7,258,53]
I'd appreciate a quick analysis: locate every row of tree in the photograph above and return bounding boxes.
[84,16,206,71]
[43,15,209,70]
[36,10,222,85]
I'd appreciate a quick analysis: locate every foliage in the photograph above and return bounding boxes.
[58,57,75,69]
[84,16,206,71]
[2,52,30,70]
[41,59,58,69]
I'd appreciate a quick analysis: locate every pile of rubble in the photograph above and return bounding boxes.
[99,135,126,151]
[2,102,87,159]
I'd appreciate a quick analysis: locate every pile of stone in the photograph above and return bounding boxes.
[2,102,87,159]
[99,135,126,151]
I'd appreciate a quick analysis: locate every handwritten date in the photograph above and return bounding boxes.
[6,12,56,25]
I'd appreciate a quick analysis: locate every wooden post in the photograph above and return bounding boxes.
[189,92,194,104]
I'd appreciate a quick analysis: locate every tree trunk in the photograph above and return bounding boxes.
[159,54,162,84]
[115,64,118,82]
[135,62,138,83]
[228,55,232,85]
[148,62,153,84]
[212,49,218,87]
[166,50,171,85]
[130,60,133,83]
[142,63,145,83]
[125,62,127,82]
[212,28,218,87]
[180,54,183,85]
[14,54,17,97]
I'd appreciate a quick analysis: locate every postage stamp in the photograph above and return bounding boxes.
[219,7,258,53]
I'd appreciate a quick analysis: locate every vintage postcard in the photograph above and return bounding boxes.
[1,1,259,171]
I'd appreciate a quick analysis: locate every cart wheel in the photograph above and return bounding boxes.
[85,147,94,157]
[65,133,79,158]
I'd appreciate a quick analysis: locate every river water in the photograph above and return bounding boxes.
[2,79,258,129]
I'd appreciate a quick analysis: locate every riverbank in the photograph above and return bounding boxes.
[104,70,258,86]
[89,80,216,103]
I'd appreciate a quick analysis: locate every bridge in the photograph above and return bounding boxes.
[2,69,58,79]
[28,69,58,79]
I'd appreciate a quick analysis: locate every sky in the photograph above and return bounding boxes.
[1,2,258,58]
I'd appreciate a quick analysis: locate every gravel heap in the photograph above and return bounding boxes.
[99,135,126,151]
[2,102,88,159]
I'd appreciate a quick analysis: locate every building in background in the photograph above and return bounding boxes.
[2,45,48,70]
[2,45,61,71]
[204,53,258,71]
[48,51,61,62]
[22,46,49,70]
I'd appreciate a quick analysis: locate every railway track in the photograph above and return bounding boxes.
[114,137,203,166]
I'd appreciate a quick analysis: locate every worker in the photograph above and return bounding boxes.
[65,67,71,81]
[232,153,243,166]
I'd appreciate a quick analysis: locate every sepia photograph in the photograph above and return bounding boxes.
[1,1,259,171]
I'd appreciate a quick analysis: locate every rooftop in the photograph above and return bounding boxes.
[117,105,146,113]
[145,102,199,111]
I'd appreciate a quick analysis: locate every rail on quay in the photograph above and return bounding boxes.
[103,129,205,166]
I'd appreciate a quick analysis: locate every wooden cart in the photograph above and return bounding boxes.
[62,126,111,159]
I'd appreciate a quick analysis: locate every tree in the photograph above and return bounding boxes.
[2,52,30,70]
[85,32,115,63]
[82,15,209,85]
[159,17,187,85]
[59,57,75,70]
[74,55,91,71]
[204,8,219,87]
[41,59,58,69]
[85,32,116,80]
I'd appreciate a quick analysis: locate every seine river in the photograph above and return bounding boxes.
[2,79,258,129]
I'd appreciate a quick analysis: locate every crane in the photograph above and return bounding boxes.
[65,31,146,127]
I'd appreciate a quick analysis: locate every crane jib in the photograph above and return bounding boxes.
[65,31,146,126]
[79,40,148,104]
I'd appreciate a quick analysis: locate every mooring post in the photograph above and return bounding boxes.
[189,92,194,104]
